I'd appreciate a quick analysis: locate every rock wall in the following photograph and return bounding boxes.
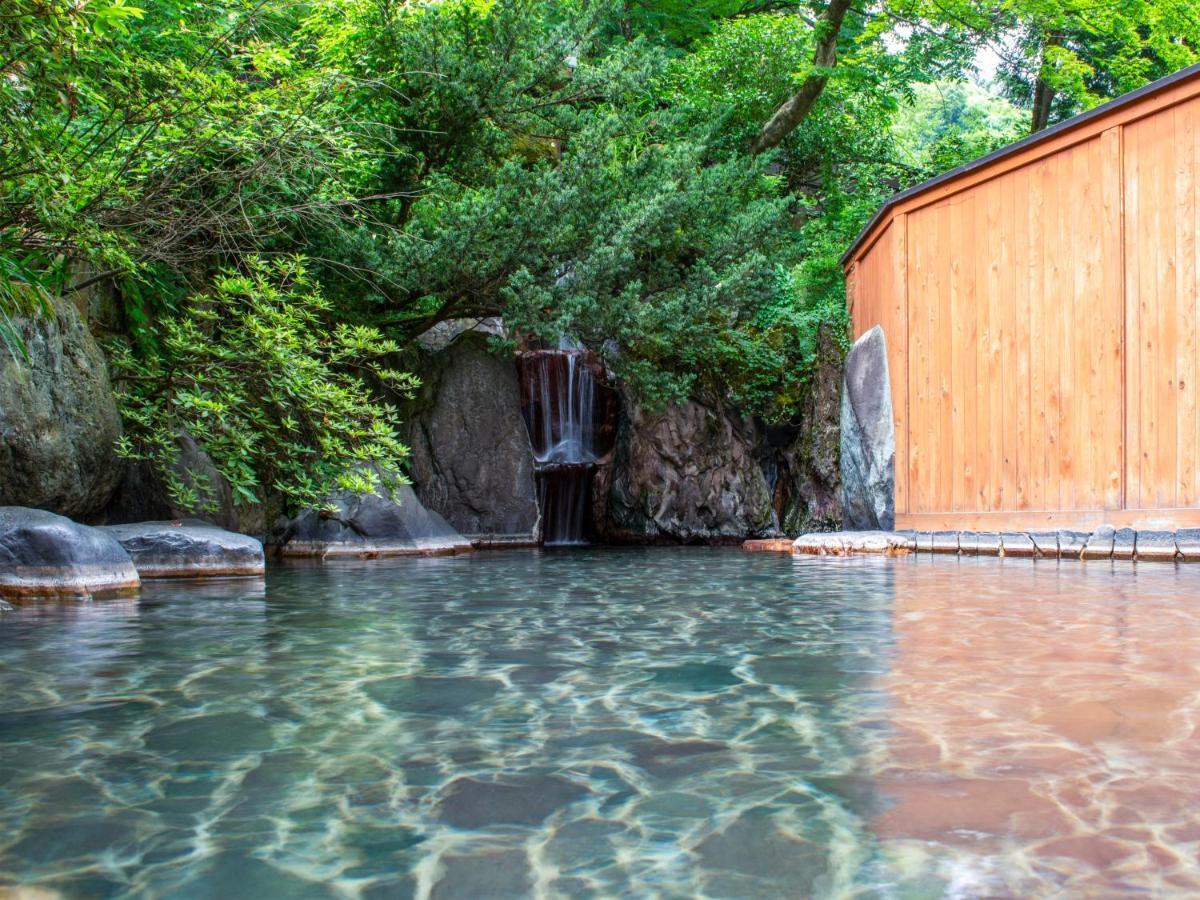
[102,432,242,531]
[0,297,123,518]
[404,331,540,540]
[593,391,775,543]
[773,323,844,534]
[589,326,844,543]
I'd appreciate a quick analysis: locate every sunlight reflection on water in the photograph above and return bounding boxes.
[1,549,1198,897]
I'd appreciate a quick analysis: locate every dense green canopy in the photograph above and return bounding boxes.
[2,0,1196,508]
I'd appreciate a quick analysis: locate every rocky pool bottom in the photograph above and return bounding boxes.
[2,550,1199,898]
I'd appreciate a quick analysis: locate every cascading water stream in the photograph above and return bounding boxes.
[518,344,610,546]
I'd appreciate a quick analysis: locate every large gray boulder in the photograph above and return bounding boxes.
[594,391,774,542]
[840,326,895,530]
[0,507,140,598]
[100,521,264,578]
[404,332,540,541]
[270,484,473,558]
[0,297,123,517]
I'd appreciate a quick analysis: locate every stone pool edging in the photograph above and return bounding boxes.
[743,526,1200,562]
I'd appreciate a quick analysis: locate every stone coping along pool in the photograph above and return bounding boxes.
[743,526,1200,562]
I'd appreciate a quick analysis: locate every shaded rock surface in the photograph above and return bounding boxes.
[593,390,774,543]
[404,331,540,540]
[0,506,139,597]
[840,325,895,530]
[0,297,122,518]
[100,521,264,578]
[101,432,240,532]
[772,323,844,534]
[270,484,472,557]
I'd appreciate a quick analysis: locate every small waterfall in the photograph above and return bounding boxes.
[518,346,614,546]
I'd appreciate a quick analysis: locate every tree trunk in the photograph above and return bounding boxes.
[1030,31,1063,134]
[750,0,853,155]
[1030,76,1055,133]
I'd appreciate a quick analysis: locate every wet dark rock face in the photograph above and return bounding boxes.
[404,331,541,541]
[773,323,843,534]
[401,325,843,544]
[592,390,775,543]
[589,327,843,543]
[0,506,140,598]
[0,297,123,518]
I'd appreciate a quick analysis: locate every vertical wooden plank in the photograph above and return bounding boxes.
[1059,147,1077,509]
[1156,108,1178,509]
[949,197,966,511]
[1125,117,1145,510]
[1012,165,1031,509]
[998,178,1016,509]
[908,210,927,514]
[1176,102,1196,508]
[1075,141,1094,508]
[985,178,1004,510]
[1100,127,1125,511]
[1027,157,1046,511]
[1139,115,1158,511]
[1043,154,1063,512]
[1192,98,1200,510]
[935,201,953,513]
[959,192,979,511]
[893,215,910,516]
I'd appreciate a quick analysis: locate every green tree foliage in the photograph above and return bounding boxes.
[3,0,1196,485]
[893,81,1027,174]
[110,257,416,512]
[896,0,1200,131]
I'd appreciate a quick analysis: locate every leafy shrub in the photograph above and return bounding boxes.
[110,256,417,514]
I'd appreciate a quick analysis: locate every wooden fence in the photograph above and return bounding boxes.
[844,63,1200,531]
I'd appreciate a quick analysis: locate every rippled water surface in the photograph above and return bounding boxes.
[3,549,1200,898]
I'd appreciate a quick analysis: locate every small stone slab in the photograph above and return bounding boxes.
[101,521,264,578]
[1176,529,1200,562]
[974,532,1002,556]
[742,539,795,553]
[930,531,960,554]
[1082,525,1116,560]
[957,532,979,555]
[1111,527,1137,561]
[792,532,914,556]
[1136,531,1178,562]
[915,532,935,553]
[1056,531,1089,559]
[1027,532,1059,558]
[792,533,845,555]
[0,507,140,598]
[1000,532,1037,558]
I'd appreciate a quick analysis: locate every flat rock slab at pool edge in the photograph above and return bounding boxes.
[0,506,140,598]
[791,531,915,556]
[100,520,265,578]
[759,528,1200,562]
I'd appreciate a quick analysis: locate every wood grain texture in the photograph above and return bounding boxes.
[846,82,1200,528]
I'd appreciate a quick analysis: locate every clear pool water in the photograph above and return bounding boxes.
[2,549,1200,897]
